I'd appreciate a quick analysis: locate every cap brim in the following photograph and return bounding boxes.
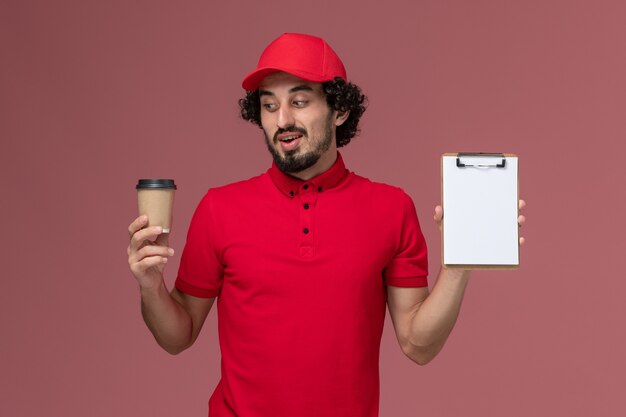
[241,66,332,91]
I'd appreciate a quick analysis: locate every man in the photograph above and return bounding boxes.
[127,33,526,417]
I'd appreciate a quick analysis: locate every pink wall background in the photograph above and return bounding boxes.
[2,1,625,416]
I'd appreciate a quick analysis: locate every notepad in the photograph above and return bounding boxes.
[441,153,519,269]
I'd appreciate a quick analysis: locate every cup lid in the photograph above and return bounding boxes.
[136,179,177,190]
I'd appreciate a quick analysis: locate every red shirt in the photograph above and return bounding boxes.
[175,152,428,417]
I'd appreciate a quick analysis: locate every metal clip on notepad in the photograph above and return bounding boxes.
[456,152,506,168]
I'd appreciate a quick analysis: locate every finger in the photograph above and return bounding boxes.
[129,225,164,253]
[519,199,526,210]
[520,237,525,246]
[130,255,168,275]
[518,215,526,227]
[129,245,174,265]
[155,232,170,246]
[433,205,443,222]
[128,215,149,238]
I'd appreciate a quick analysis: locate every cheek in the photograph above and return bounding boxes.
[262,126,274,142]
[306,118,324,135]
[260,112,270,128]
[260,115,274,135]
[297,114,316,130]
[304,107,332,132]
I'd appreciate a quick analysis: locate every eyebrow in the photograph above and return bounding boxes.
[259,84,315,97]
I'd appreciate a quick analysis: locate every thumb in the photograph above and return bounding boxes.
[433,205,443,222]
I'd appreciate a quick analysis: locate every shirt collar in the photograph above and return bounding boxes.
[268,152,350,198]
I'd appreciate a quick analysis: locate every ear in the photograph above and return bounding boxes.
[334,110,350,127]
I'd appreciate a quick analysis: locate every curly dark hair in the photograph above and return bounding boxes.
[239,77,368,148]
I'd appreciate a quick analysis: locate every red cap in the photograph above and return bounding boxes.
[242,33,347,91]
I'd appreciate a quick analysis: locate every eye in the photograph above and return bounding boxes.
[262,102,277,111]
[292,100,308,107]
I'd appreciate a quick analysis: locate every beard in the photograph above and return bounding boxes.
[264,112,334,174]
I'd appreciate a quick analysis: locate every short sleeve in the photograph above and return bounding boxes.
[175,190,224,298]
[384,192,429,287]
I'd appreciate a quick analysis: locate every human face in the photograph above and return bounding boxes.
[259,72,338,178]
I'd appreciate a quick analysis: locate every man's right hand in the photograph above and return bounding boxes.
[127,215,175,291]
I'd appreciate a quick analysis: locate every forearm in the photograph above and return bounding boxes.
[406,268,470,364]
[140,280,193,355]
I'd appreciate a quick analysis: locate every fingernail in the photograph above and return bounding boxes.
[168,248,174,256]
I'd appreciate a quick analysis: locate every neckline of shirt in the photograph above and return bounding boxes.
[267,151,350,198]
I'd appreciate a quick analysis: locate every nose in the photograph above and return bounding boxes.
[276,105,295,129]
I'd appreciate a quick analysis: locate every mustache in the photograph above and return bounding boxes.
[273,126,307,142]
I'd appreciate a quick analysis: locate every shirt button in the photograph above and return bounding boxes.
[303,228,309,234]
[303,184,309,190]
[303,203,309,210]
[318,187,323,192]
[289,191,294,197]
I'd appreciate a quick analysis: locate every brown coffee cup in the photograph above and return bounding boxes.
[136,179,177,233]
